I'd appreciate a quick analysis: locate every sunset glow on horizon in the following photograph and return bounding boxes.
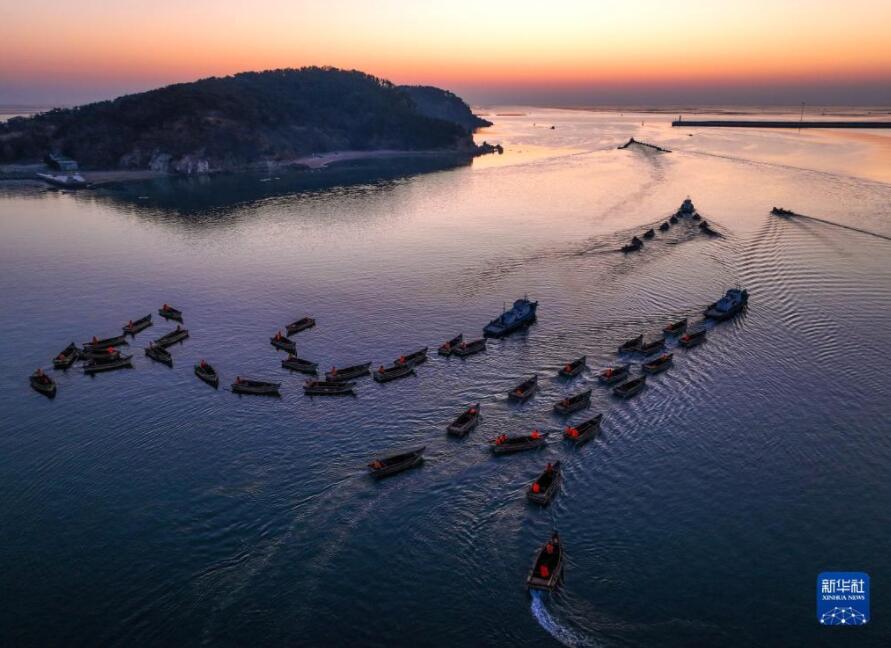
[3,0,891,106]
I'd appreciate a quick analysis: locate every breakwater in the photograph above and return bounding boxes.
[672,120,891,129]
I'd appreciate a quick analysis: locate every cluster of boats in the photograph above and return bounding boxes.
[620,198,716,252]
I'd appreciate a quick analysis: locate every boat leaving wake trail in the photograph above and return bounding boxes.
[530,591,598,647]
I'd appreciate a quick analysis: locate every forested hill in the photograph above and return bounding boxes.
[0,67,492,173]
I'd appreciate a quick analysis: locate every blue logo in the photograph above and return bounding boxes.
[817,572,869,626]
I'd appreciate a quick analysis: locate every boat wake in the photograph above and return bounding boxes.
[530,591,598,648]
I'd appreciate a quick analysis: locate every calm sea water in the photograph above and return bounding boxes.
[2,109,890,647]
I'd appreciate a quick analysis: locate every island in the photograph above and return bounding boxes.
[0,67,496,181]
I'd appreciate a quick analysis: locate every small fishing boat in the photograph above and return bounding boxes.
[527,532,563,592]
[325,362,371,382]
[53,343,79,369]
[642,353,673,374]
[553,390,591,416]
[692,212,701,221]
[194,360,219,387]
[285,316,316,335]
[269,332,297,353]
[158,304,183,321]
[630,235,643,246]
[30,369,56,397]
[154,326,189,348]
[527,462,562,505]
[642,228,655,239]
[663,318,688,335]
[232,377,280,395]
[705,288,749,320]
[613,375,647,399]
[373,362,415,383]
[447,403,480,437]
[304,380,355,396]
[281,355,318,374]
[83,354,133,374]
[618,334,643,353]
[598,363,630,385]
[79,347,122,362]
[659,222,670,231]
[122,314,152,336]
[508,375,538,402]
[679,198,696,215]
[639,338,665,356]
[452,338,486,357]
[395,347,428,366]
[563,414,603,445]
[679,327,707,348]
[558,356,586,378]
[669,215,679,224]
[621,241,642,253]
[491,431,548,454]
[145,343,173,367]
[483,297,538,338]
[36,172,88,189]
[771,207,795,217]
[438,334,463,356]
[367,447,425,479]
[82,334,128,351]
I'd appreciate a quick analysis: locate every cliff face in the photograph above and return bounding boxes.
[0,67,489,173]
[398,85,492,133]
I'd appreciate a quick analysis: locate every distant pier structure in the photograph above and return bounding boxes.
[672,119,891,129]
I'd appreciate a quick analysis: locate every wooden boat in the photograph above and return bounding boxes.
[438,334,463,356]
[285,316,316,335]
[281,355,318,374]
[83,354,133,374]
[598,363,630,385]
[639,338,665,355]
[642,353,673,374]
[669,215,679,224]
[304,380,355,396]
[395,347,428,366]
[82,334,128,351]
[659,221,670,231]
[368,446,425,479]
[194,361,219,387]
[232,377,280,395]
[771,207,795,217]
[53,343,79,369]
[527,532,563,592]
[679,327,707,348]
[508,375,538,402]
[154,327,189,348]
[158,304,183,321]
[145,344,173,367]
[692,212,701,221]
[122,314,152,336]
[79,347,122,362]
[269,333,297,353]
[564,414,603,445]
[618,334,643,353]
[373,362,415,383]
[642,228,655,239]
[527,462,562,505]
[325,362,371,382]
[490,431,548,454]
[30,369,56,397]
[621,241,642,253]
[663,318,688,335]
[452,338,486,357]
[613,375,647,399]
[447,403,480,437]
[483,297,537,338]
[553,389,591,415]
[558,356,586,378]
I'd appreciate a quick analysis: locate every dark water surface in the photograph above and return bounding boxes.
[2,110,890,646]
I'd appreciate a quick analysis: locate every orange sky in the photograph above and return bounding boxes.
[2,0,890,105]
